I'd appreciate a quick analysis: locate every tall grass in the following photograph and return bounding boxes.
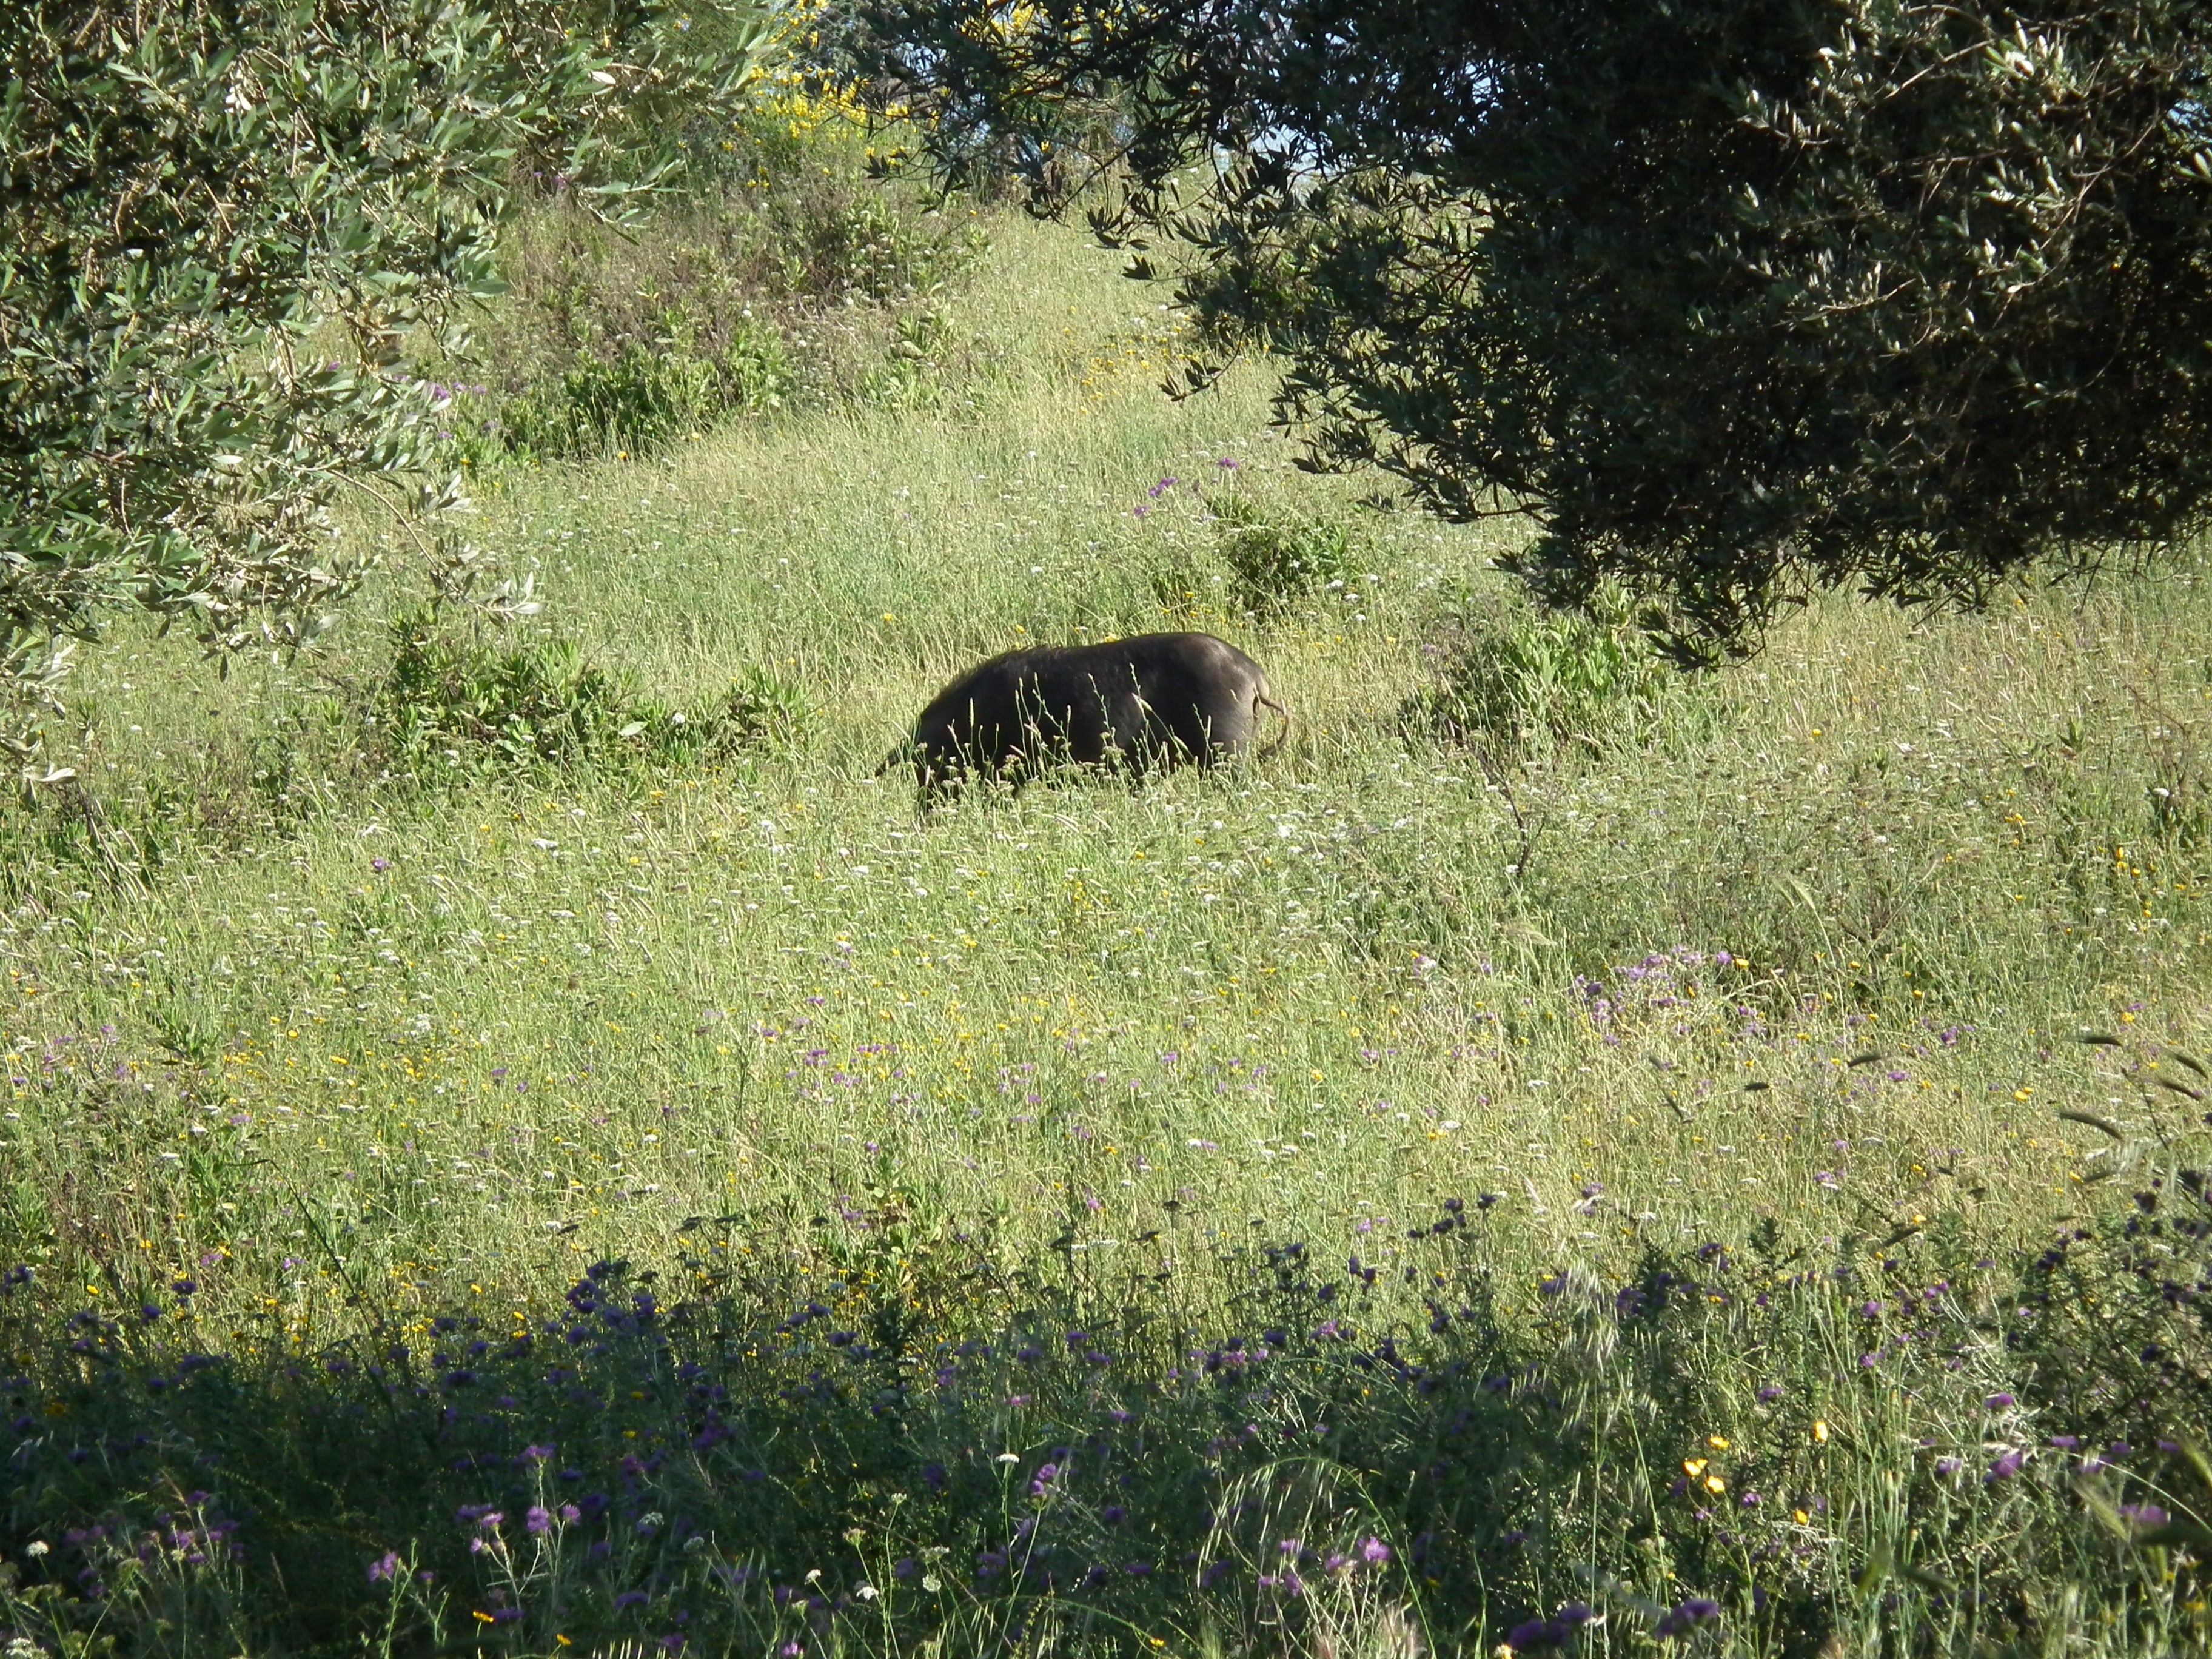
[2,209,2211,1655]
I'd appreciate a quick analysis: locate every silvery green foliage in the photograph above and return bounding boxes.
[853,0,2212,661]
[0,0,778,783]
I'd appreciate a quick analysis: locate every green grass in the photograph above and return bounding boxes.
[5,209,2212,1657]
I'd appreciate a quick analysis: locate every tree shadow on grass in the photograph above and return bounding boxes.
[1,1204,2204,1657]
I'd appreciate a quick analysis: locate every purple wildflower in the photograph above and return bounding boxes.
[1655,1598,1721,1640]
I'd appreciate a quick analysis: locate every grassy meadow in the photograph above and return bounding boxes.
[6,206,2212,1657]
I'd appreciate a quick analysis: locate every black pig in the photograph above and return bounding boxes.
[890,632,1288,797]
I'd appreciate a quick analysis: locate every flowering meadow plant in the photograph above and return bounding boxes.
[5,1198,2212,1657]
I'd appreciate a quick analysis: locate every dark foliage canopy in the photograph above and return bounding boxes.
[853,0,2212,656]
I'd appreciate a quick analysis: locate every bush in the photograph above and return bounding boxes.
[0,0,780,775]
[1404,580,1682,757]
[447,122,988,461]
[492,321,792,461]
[368,610,803,783]
[1210,495,1358,618]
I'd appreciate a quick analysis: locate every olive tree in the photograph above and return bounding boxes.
[0,0,777,781]
[853,0,2212,658]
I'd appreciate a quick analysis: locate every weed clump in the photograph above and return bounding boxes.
[368,610,802,783]
[1212,494,1358,617]
[1404,580,1682,756]
[491,321,793,461]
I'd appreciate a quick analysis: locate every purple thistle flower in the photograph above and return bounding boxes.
[1655,1598,1721,1640]
[1506,1604,1596,1651]
[1985,1450,2025,1482]
[368,1550,401,1583]
[525,1506,552,1535]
